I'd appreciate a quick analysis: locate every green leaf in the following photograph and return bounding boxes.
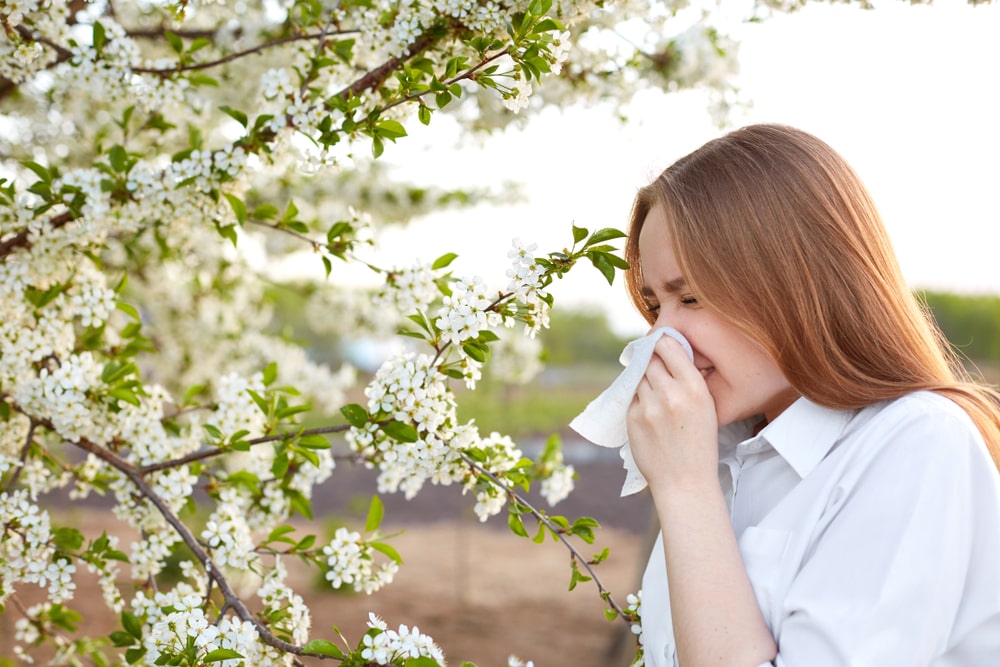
[588,251,616,285]
[572,225,588,244]
[298,434,330,449]
[188,74,219,87]
[109,387,141,406]
[403,657,442,667]
[223,192,247,225]
[340,403,369,428]
[585,227,627,246]
[266,525,297,545]
[381,420,419,442]
[108,145,129,173]
[271,452,290,479]
[294,534,316,551]
[182,383,206,406]
[253,204,279,220]
[220,105,248,128]
[122,611,144,641]
[203,648,244,663]
[418,104,432,125]
[376,119,407,140]
[302,640,343,658]
[53,526,85,551]
[432,252,458,270]
[568,560,592,591]
[93,22,107,52]
[109,630,136,647]
[124,647,146,664]
[116,301,141,321]
[507,508,528,538]
[462,342,487,362]
[370,541,403,564]
[164,30,183,54]
[365,494,384,532]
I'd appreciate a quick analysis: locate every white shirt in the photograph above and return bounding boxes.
[639,391,1000,667]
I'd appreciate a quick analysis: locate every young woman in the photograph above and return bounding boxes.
[623,123,1000,667]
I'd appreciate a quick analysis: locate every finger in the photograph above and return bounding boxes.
[652,336,699,380]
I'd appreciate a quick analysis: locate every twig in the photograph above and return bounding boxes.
[132,30,355,75]
[137,423,355,475]
[458,451,633,627]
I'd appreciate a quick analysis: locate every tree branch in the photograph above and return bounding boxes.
[0,210,74,259]
[131,30,355,75]
[334,31,440,99]
[70,436,336,660]
[458,451,636,630]
[136,423,354,475]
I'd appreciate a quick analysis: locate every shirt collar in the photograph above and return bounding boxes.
[724,397,855,478]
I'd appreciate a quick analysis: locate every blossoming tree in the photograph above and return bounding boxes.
[0,1,745,665]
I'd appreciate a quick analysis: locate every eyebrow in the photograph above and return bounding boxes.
[640,278,688,297]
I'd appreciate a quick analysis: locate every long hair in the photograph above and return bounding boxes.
[624,123,1000,469]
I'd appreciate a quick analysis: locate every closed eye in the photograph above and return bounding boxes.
[679,295,698,305]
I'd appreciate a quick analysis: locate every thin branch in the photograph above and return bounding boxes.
[459,450,635,629]
[137,423,353,475]
[131,30,355,75]
[245,219,322,250]
[70,436,334,660]
[381,47,511,115]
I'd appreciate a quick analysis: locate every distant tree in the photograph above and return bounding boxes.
[920,290,1000,364]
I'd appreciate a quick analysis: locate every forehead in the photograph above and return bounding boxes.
[637,205,683,287]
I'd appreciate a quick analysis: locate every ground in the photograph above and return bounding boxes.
[2,451,657,667]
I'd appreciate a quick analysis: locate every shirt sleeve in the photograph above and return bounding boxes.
[772,400,1000,667]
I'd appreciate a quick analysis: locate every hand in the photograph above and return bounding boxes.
[626,336,719,494]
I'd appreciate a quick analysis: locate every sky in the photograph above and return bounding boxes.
[361,0,1000,338]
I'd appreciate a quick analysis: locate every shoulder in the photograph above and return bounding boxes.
[847,390,995,482]
[864,390,980,443]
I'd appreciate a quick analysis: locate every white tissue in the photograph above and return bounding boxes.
[569,327,694,496]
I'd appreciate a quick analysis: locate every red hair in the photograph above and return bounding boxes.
[624,124,1000,469]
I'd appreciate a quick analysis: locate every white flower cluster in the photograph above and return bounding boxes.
[505,238,550,338]
[170,146,249,194]
[361,612,445,666]
[12,350,104,445]
[111,385,200,466]
[374,260,441,316]
[349,351,467,498]
[435,276,507,346]
[539,459,575,508]
[205,371,269,439]
[258,558,312,646]
[0,0,69,85]
[626,590,645,666]
[0,490,76,605]
[132,586,266,667]
[322,526,399,594]
[508,656,535,667]
[201,488,257,572]
[465,432,525,522]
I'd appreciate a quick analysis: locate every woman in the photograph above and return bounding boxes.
[623,123,1000,667]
